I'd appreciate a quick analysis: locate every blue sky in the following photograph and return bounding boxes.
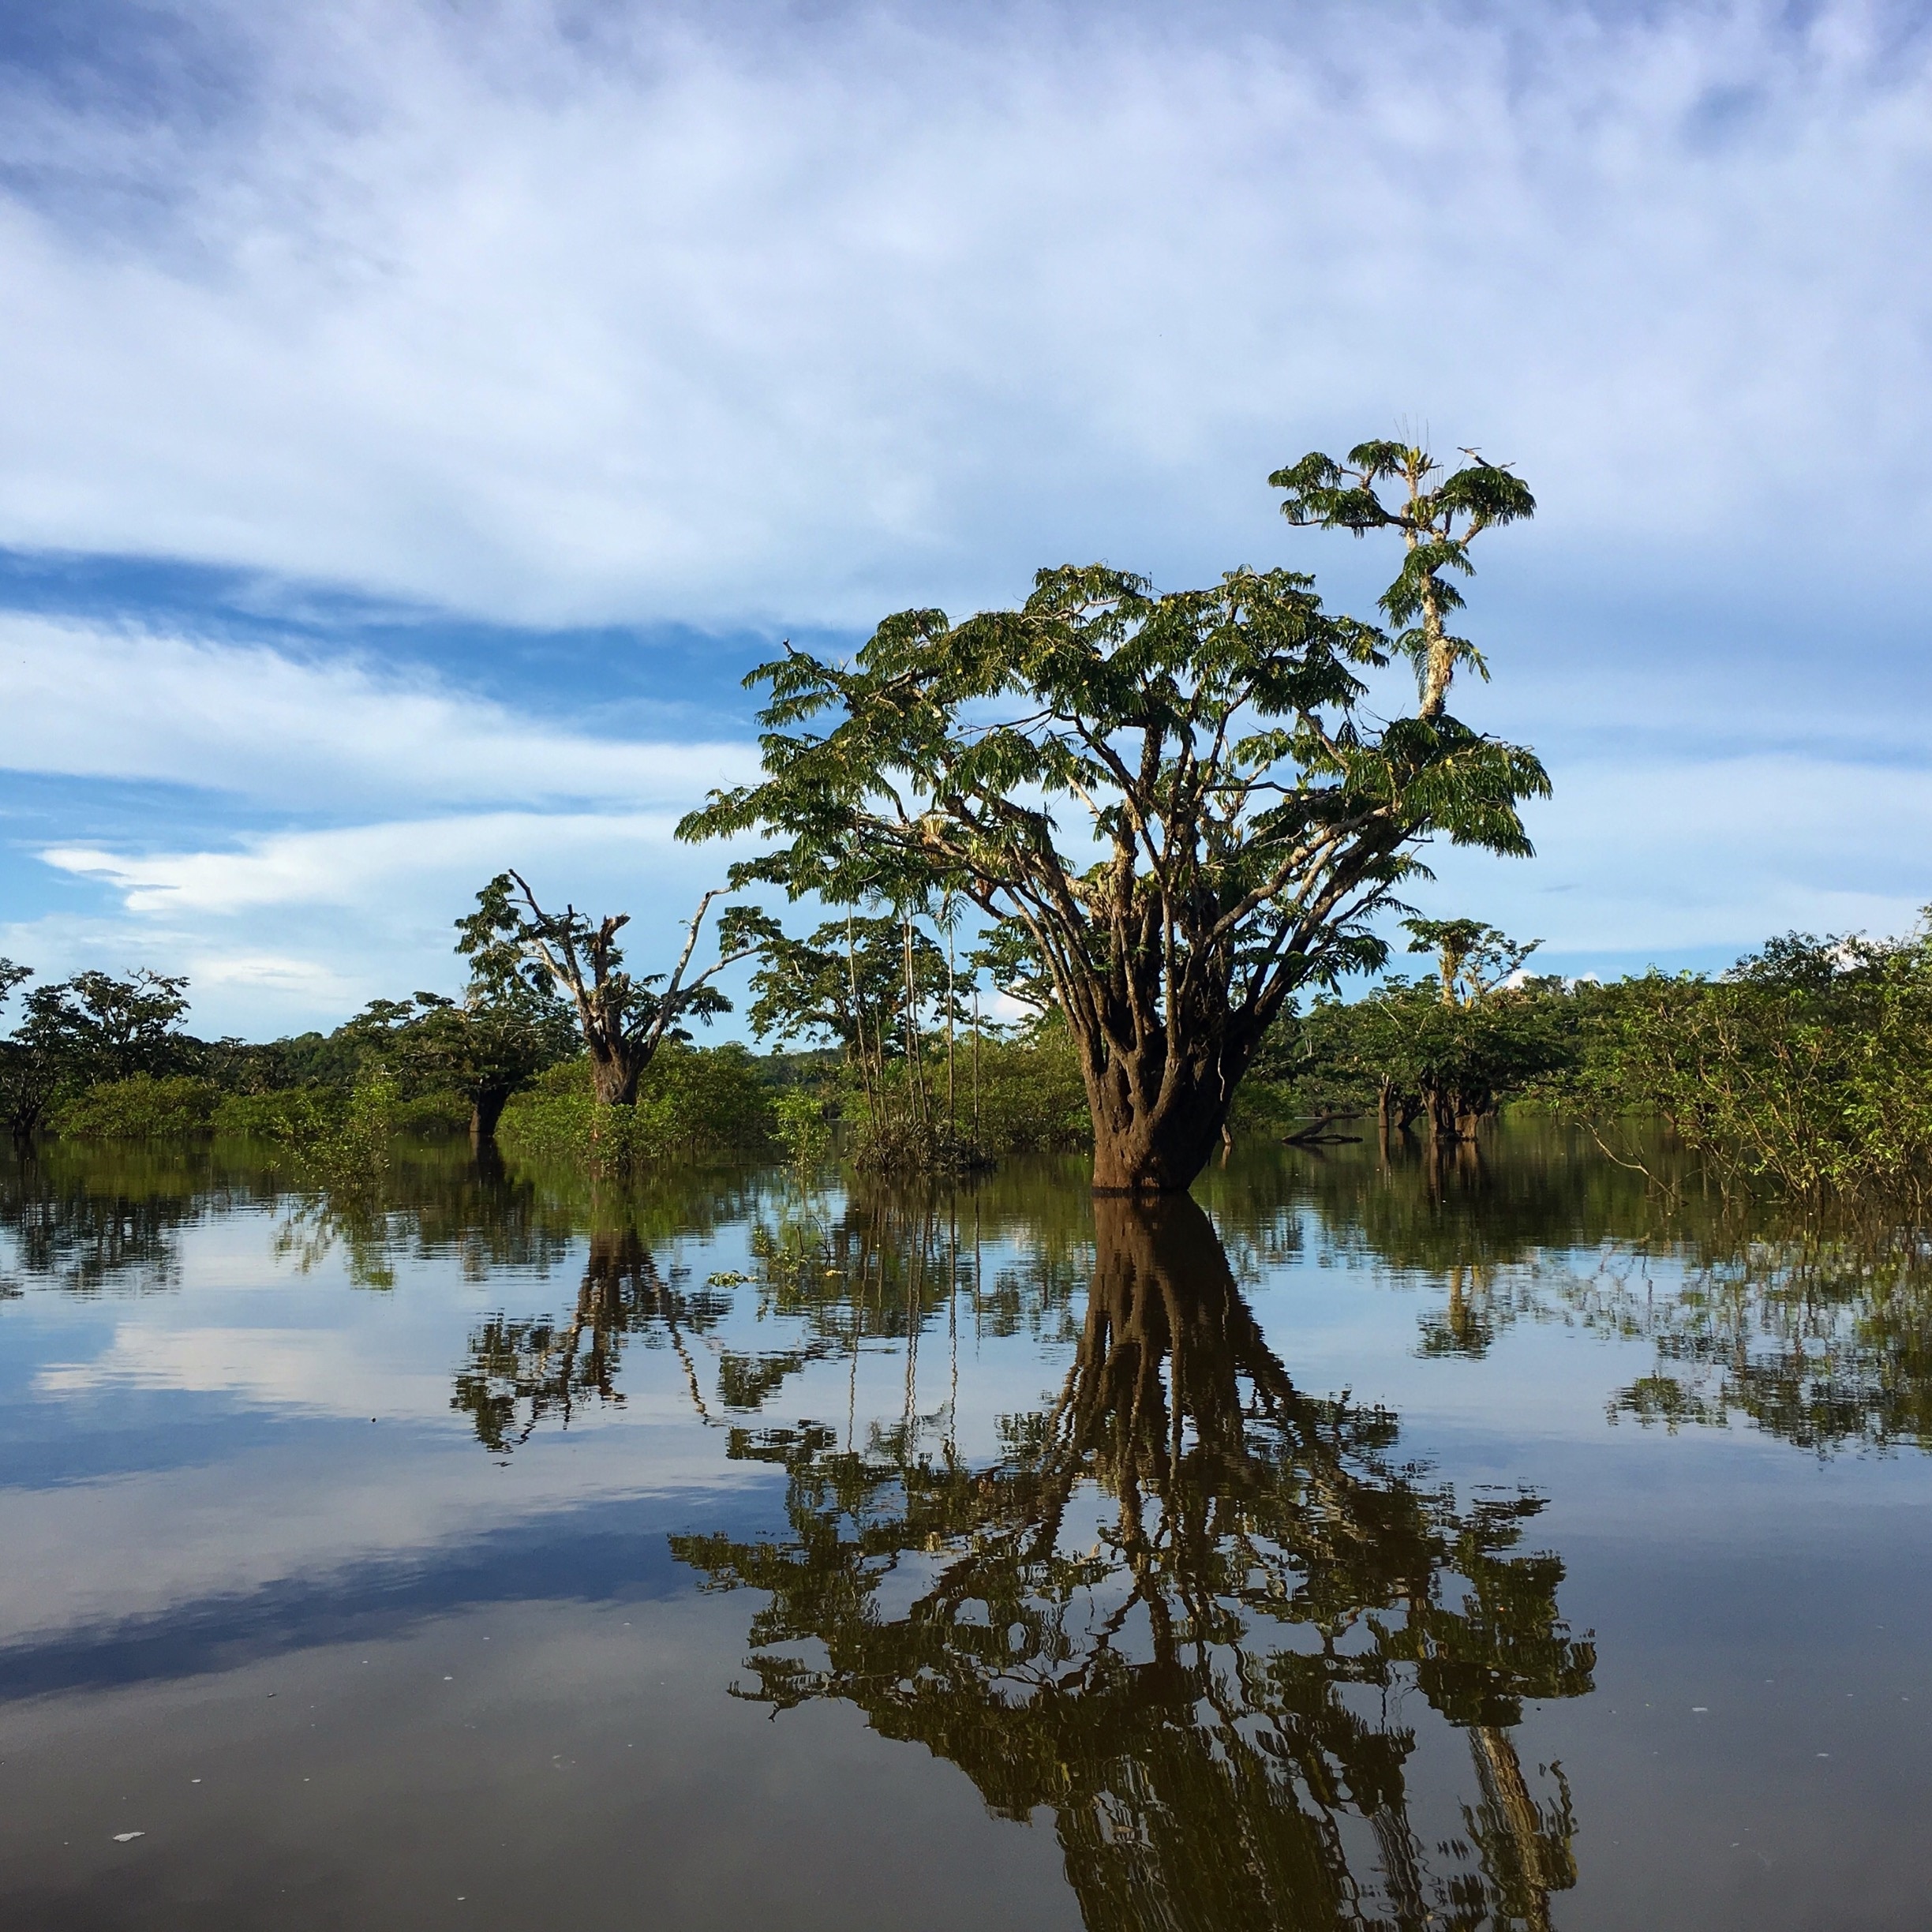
[2,0,1931,1037]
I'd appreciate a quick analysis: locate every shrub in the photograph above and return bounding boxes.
[391,1088,471,1136]
[212,1088,343,1142]
[302,1073,401,1189]
[966,1026,1091,1154]
[773,1089,832,1163]
[54,1075,222,1139]
[497,1045,775,1172]
[1558,926,1932,1204]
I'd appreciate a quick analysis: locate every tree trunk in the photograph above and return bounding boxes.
[470,1084,512,1146]
[589,1044,642,1108]
[1084,1055,1232,1196]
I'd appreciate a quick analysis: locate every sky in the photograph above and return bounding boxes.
[2,0,1930,1038]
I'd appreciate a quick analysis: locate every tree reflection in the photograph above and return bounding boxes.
[672,1195,1593,1931]
[274,1146,582,1291]
[0,1142,242,1294]
[452,1225,728,1452]
[1567,1227,1932,1455]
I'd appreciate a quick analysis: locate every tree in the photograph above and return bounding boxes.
[37,968,192,1082]
[1402,915,1541,1006]
[0,966,193,1142]
[747,908,979,1161]
[1270,438,1534,721]
[1271,924,1569,1147]
[746,910,953,1065]
[682,447,1546,1194]
[461,871,774,1109]
[1557,919,1932,1204]
[0,960,47,1143]
[347,989,576,1145]
[346,882,582,1143]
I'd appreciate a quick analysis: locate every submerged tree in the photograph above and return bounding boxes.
[683,447,1544,1194]
[0,965,195,1142]
[346,882,582,1143]
[672,1195,1593,1930]
[747,908,979,1163]
[460,871,775,1109]
[1257,917,1567,1148]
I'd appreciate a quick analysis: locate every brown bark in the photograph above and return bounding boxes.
[588,1043,642,1109]
[470,1084,512,1145]
[1086,1069,1233,1195]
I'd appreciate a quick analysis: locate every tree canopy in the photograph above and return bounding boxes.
[461,871,776,1109]
[683,446,1547,1193]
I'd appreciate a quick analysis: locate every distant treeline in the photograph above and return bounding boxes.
[9,907,1932,1208]
[1244,914,1932,1209]
[0,948,1090,1171]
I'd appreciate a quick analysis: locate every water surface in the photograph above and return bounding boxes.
[3,1129,1930,1929]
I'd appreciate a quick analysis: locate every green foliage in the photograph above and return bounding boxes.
[302,1072,402,1191]
[748,911,957,1058]
[497,1044,776,1173]
[31,968,194,1082]
[771,1089,831,1164]
[210,1087,344,1142]
[51,1074,223,1139]
[2,965,198,1139]
[1272,440,1534,717]
[338,878,585,1138]
[964,1023,1091,1154]
[1259,957,1573,1140]
[751,904,984,1174]
[1401,915,1540,1002]
[683,451,1546,1190]
[1556,919,1932,1204]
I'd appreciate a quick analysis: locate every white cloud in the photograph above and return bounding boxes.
[1421,750,1932,960]
[15,807,762,1034]
[43,810,682,914]
[36,1324,450,1420]
[0,2,1928,624]
[0,613,757,811]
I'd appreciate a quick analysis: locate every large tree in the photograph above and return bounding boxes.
[682,445,1547,1193]
[0,964,194,1141]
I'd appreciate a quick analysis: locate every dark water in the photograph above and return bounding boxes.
[3,1129,1930,1930]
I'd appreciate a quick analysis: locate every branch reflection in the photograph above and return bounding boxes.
[452,1226,726,1452]
[673,1194,1593,1931]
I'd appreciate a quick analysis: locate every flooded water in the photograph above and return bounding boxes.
[3,1127,1930,1930]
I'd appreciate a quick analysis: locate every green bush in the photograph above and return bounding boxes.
[498,1045,775,1172]
[1557,925,1932,1204]
[773,1089,832,1163]
[212,1088,343,1141]
[961,1026,1090,1154]
[54,1074,222,1139]
[301,1072,402,1189]
[391,1088,471,1135]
